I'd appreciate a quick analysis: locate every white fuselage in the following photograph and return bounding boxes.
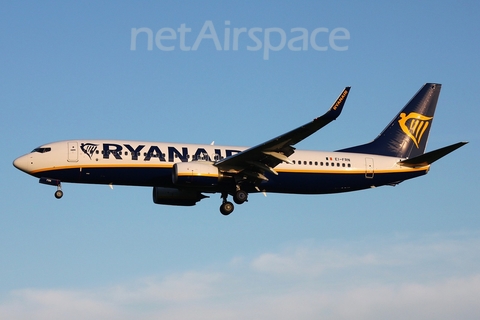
[13,140,429,195]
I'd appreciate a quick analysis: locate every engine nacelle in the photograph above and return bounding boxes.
[152,187,206,206]
[173,162,226,187]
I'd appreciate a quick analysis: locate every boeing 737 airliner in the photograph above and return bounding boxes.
[13,83,467,215]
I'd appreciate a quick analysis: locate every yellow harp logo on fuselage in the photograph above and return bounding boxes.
[398,112,433,148]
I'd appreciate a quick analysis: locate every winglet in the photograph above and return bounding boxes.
[316,87,351,121]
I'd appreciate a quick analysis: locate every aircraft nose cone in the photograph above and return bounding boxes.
[13,155,31,173]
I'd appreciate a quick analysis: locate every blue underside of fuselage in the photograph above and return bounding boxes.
[33,166,428,195]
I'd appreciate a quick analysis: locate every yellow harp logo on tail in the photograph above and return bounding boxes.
[398,112,433,148]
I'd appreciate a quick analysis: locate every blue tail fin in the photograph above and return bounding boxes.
[338,83,441,158]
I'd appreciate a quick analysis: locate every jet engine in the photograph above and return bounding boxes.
[152,187,207,206]
[173,162,229,187]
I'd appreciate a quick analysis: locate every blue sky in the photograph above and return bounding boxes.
[1,1,479,319]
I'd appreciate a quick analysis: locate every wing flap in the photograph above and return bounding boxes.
[263,151,293,164]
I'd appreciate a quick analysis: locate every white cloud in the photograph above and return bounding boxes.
[250,245,381,276]
[109,272,223,303]
[0,288,121,320]
[329,276,480,320]
[1,233,480,320]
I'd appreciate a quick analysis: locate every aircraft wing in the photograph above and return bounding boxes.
[214,87,351,180]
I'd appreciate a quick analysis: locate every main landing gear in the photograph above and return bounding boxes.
[220,200,234,216]
[219,189,248,216]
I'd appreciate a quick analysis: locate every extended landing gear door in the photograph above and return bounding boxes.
[67,142,79,162]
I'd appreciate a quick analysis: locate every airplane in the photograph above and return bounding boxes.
[13,83,467,215]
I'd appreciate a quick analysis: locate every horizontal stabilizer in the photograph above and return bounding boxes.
[398,142,468,167]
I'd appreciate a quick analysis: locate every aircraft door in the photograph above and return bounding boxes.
[365,157,374,178]
[67,142,79,162]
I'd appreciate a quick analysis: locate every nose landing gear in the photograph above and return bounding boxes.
[39,177,63,199]
[54,188,63,199]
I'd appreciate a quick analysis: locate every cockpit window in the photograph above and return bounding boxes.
[32,147,52,153]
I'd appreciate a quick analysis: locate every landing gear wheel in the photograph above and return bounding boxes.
[233,190,248,204]
[54,190,63,199]
[220,201,234,216]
